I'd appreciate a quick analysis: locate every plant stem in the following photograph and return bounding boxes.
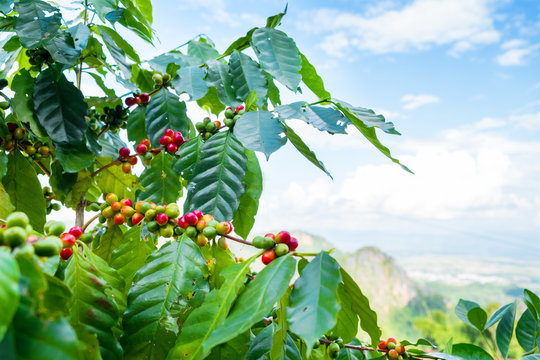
[97,124,109,138]
[82,213,99,232]
[17,144,50,176]
[90,159,120,177]
[222,233,253,246]
[75,200,86,228]
[481,333,500,360]
[292,251,319,257]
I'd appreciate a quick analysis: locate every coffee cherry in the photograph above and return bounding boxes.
[196,233,208,247]
[202,214,214,223]
[140,202,153,214]
[119,147,130,158]
[224,118,234,127]
[80,233,93,243]
[121,206,135,217]
[192,210,203,219]
[224,107,234,119]
[196,219,207,231]
[114,213,125,225]
[110,201,122,212]
[155,205,166,214]
[159,224,174,238]
[262,249,276,265]
[105,193,118,204]
[68,226,83,239]
[202,226,217,239]
[388,350,399,360]
[144,209,156,221]
[152,73,163,85]
[184,212,198,226]
[26,234,38,243]
[156,213,168,225]
[141,138,151,147]
[102,206,115,219]
[206,122,217,132]
[125,97,137,107]
[45,220,65,236]
[264,233,275,240]
[140,93,150,103]
[129,156,138,165]
[262,237,276,249]
[14,128,24,139]
[136,144,148,154]
[132,212,144,225]
[60,247,73,260]
[288,237,298,251]
[120,198,132,207]
[166,143,178,153]
[61,233,77,247]
[172,132,184,146]
[6,212,29,228]
[216,221,232,235]
[275,231,291,245]
[177,216,188,229]
[196,122,206,132]
[387,338,398,345]
[165,203,180,218]
[4,227,27,247]
[122,162,132,173]
[34,236,62,257]
[159,136,172,146]
[395,345,405,354]
[185,226,197,238]
[162,73,171,83]
[379,340,388,350]
[164,129,174,137]
[387,342,396,350]
[328,342,340,358]
[147,221,159,233]
[25,145,36,155]
[218,237,228,250]
[252,236,265,249]
[275,243,289,257]
[235,105,245,114]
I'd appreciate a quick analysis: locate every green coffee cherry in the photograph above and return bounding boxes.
[34,236,62,257]
[6,212,29,228]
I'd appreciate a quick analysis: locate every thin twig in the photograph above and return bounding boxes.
[222,233,253,246]
[82,214,99,232]
[97,124,109,138]
[90,159,120,177]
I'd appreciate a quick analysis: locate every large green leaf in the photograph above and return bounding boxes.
[451,344,493,360]
[167,254,258,360]
[185,132,247,221]
[93,225,124,264]
[126,106,147,144]
[334,102,411,173]
[329,283,359,343]
[172,66,208,100]
[455,299,487,332]
[206,59,239,107]
[95,157,140,200]
[485,302,516,329]
[122,236,209,360]
[234,110,287,159]
[0,184,14,223]
[495,301,516,360]
[204,255,296,351]
[97,25,140,63]
[277,102,348,134]
[110,226,156,293]
[232,149,262,238]
[270,289,292,360]
[196,87,225,116]
[283,123,332,179]
[33,68,88,145]
[246,324,301,360]
[208,331,251,360]
[45,31,81,66]
[288,252,341,355]
[136,151,182,204]
[145,88,190,144]
[55,141,95,172]
[251,27,301,91]
[516,309,537,352]
[337,101,400,135]
[188,39,219,62]
[88,0,116,21]
[2,151,46,231]
[97,25,132,79]
[523,289,540,320]
[172,136,203,180]
[339,267,381,347]
[14,0,61,48]
[299,53,330,100]
[221,27,257,58]
[11,70,45,137]
[42,273,72,320]
[229,51,267,106]
[49,161,77,202]
[0,248,19,341]
[64,249,123,360]
[201,242,236,289]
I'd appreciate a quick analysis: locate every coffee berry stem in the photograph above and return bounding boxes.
[17,143,50,176]
[222,233,253,246]
[90,146,165,178]
[82,213,100,232]
[97,124,109,138]
[292,252,319,257]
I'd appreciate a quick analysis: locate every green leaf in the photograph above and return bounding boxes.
[45,31,81,66]
[127,106,147,143]
[485,302,516,329]
[49,161,77,202]
[516,309,537,352]
[14,0,61,49]
[136,151,182,204]
[202,242,236,289]
[251,27,301,91]
[277,101,348,134]
[495,301,516,360]
[88,72,116,97]
[266,5,287,28]
[185,132,247,221]
[0,184,13,220]
[196,86,225,116]
[232,149,262,238]
[98,132,127,158]
[131,65,156,93]
[283,123,332,179]
[69,23,90,51]
[264,71,281,106]
[451,344,493,360]
[33,68,88,145]
[122,236,209,360]
[148,52,195,74]
[400,339,436,347]
[288,252,341,355]
[336,339,364,360]
[455,299,487,332]
[93,225,124,264]
[338,101,400,135]
[172,136,203,180]
[42,273,72,319]
[270,289,292,360]
[229,50,267,107]
[96,25,131,78]
[188,39,219,62]
[97,25,140,63]
[64,170,93,209]
[110,226,156,293]
[2,152,46,231]
[134,0,152,23]
[246,325,274,360]
[329,283,359,343]
[88,0,116,21]
[117,5,153,43]
[166,254,259,360]
[340,267,381,347]
[64,249,123,360]
[145,88,190,144]
[0,248,19,341]
[11,70,45,137]
[208,331,251,360]
[234,110,286,159]
[523,289,540,320]
[221,27,257,58]
[203,255,296,352]
[299,52,330,100]
[521,356,540,360]
[206,59,239,107]
[95,157,140,200]
[173,66,209,100]
[333,102,411,173]
[55,141,95,172]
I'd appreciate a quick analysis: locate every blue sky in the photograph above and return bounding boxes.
[77,0,540,259]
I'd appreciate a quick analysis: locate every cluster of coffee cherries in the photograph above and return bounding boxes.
[118,146,138,174]
[1,122,51,159]
[57,225,91,260]
[152,73,171,87]
[314,336,344,358]
[136,201,182,238]
[125,93,150,107]
[99,194,138,227]
[87,105,129,134]
[195,117,222,140]
[26,48,53,70]
[42,187,61,214]
[379,338,407,359]
[0,100,9,119]
[223,105,245,128]
[177,210,233,247]
[134,138,155,166]
[158,128,185,153]
[252,230,298,265]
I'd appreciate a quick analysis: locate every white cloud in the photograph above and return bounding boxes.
[497,39,540,66]
[510,112,540,129]
[298,0,500,55]
[401,94,440,110]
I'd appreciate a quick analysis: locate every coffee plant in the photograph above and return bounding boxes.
[0,1,537,359]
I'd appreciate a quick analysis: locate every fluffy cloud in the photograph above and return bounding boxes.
[401,94,440,110]
[510,112,540,129]
[497,39,540,66]
[297,0,500,55]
